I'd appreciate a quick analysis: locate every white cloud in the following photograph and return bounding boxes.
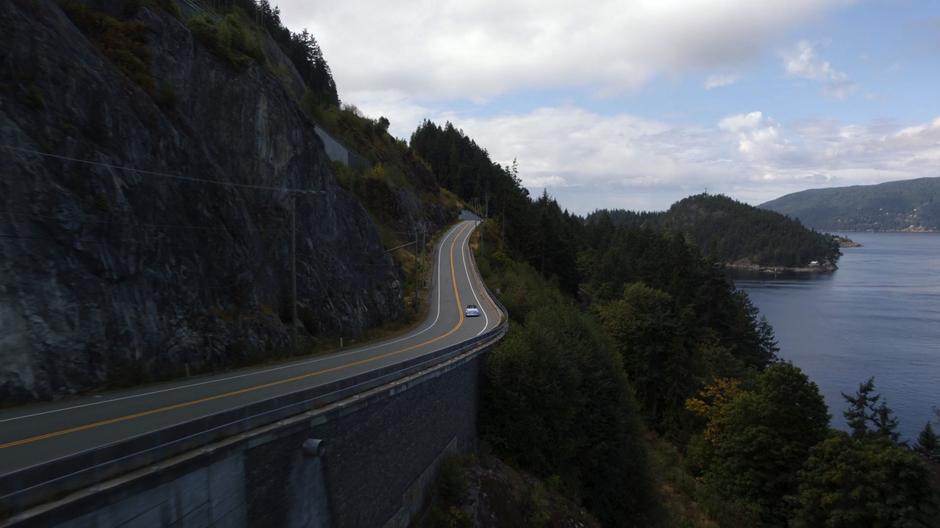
[439,107,940,213]
[718,111,765,132]
[718,112,790,157]
[264,1,940,214]
[278,0,851,101]
[705,73,740,89]
[781,40,857,98]
[338,89,444,140]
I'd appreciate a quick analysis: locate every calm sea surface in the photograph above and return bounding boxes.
[733,233,940,440]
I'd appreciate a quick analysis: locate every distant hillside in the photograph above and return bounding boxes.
[590,194,841,270]
[761,177,940,232]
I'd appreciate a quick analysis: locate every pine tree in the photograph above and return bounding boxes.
[871,400,900,442]
[842,377,878,439]
[756,315,780,360]
[841,379,903,443]
[916,422,939,460]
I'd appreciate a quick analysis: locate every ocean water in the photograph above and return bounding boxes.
[733,233,940,440]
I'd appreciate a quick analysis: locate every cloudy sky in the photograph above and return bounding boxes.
[278,0,940,213]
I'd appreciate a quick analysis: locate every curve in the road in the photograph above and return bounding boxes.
[0,219,500,476]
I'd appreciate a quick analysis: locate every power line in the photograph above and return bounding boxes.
[0,231,283,289]
[0,209,238,233]
[0,145,327,195]
[0,231,276,294]
[1,144,336,333]
[0,231,231,251]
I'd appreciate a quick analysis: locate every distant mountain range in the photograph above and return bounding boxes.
[761,177,940,232]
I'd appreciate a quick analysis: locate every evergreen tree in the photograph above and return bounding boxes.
[482,303,659,526]
[842,377,879,439]
[792,434,939,527]
[872,400,901,443]
[598,282,692,432]
[842,378,903,443]
[755,315,780,360]
[916,422,939,461]
[700,363,830,524]
[228,0,339,106]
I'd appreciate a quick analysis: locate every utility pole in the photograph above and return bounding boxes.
[481,193,488,255]
[291,193,298,354]
[413,226,419,310]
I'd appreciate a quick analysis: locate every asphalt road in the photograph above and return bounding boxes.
[0,220,501,476]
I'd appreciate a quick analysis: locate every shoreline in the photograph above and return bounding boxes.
[824,229,939,233]
[724,262,837,274]
[833,235,862,248]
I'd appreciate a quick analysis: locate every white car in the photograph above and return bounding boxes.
[464,304,481,317]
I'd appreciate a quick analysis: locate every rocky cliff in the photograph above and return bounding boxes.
[0,0,405,402]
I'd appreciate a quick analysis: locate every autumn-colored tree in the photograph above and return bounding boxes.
[685,377,742,444]
[690,364,829,524]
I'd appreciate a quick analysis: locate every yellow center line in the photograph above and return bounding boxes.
[0,223,472,450]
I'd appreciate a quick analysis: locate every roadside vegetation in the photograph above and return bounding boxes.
[59,0,157,96]
[188,12,265,68]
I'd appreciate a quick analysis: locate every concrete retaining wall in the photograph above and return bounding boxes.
[4,345,489,528]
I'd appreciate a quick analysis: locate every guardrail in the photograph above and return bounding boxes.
[0,251,508,518]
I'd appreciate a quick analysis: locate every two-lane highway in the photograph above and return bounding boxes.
[0,219,501,479]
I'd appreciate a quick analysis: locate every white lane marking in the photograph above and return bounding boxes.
[0,223,465,425]
[463,224,500,326]
[460,222,490,336]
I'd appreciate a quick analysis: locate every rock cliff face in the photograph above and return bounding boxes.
[0,0,402,402]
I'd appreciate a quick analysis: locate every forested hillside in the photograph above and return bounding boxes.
[412,121,580,294]
[412,120,940,526]
[591,194,841,270]
[761,177,940,231]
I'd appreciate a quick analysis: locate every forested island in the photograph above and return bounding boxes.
[762,176,940,232]
[589,194,842,272]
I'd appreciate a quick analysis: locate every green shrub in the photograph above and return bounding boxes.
[427,457,472,528]
[188,15,223,55]
[59,0,155,94]
[437,458,467,506]
[188,13,265,68]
